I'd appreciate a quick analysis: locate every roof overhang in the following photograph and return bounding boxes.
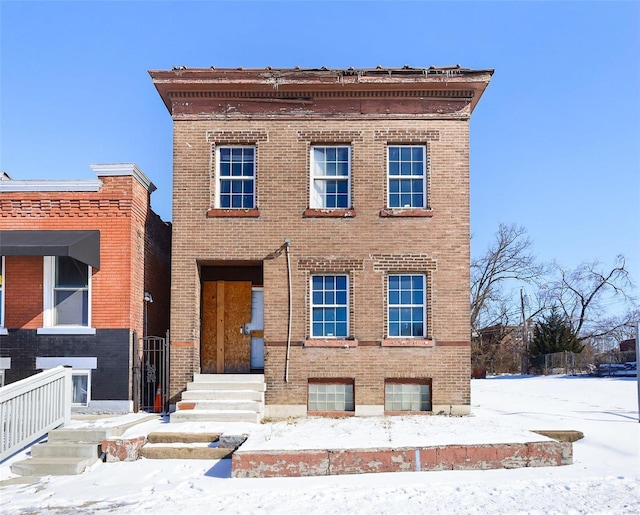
[149,66,494,115]
[0,230,100,269]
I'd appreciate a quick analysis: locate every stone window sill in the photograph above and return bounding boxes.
[379,208,433,218]
[303,208,356,218]
[381,338,435,347]
[37,327,97,335]
[304,339,358,348]
[0,327,7,336]
[206,208,260,218]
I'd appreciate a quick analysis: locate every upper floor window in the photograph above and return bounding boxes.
[216,146,256,209]
[387,145,426,209]
[388,274,426,338]
[43,256,91,328]
[310,146,351,209]
[311,275,348,338]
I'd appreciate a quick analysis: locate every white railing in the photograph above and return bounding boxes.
[0,366,72,462]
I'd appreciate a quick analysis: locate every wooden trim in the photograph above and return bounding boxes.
[216,281,225,373]
[206,208,260,218]
[303,208,356,218]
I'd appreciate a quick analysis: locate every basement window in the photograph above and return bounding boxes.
[384,379,432,412]
[72,370,91,407]
[308,379,354,412]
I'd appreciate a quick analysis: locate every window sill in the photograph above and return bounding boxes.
[307,411,355,417]
[381,338,435,347]
[303,208,356,218]
[206,208,260,218]
[379,208,433,218]
[384,410,433,416]
[304,338,358,348]
[37,327,97,335]
[0,328,7,336]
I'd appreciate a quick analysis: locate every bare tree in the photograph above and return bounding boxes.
[546,256,636,342]
[471,224,545,334]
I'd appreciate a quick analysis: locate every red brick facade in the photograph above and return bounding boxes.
[0,165,171,407]
[151,66,492,416]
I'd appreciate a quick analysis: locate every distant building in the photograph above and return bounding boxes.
[620,338,636,352]
[0,164,171,411]
[150,65,492,418]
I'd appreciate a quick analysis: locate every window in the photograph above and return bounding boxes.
[43,256,91,329]
[387,145,426,208]
[0,256,4,328]
[308,381,354,411]
[71,370,91,406]
[311,275,348,338]
[388,275,426,337]
[310,146,350,208]
[385,380,432,411]
[216,146,256,209]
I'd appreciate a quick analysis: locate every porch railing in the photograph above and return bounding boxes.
[0,366,72,462]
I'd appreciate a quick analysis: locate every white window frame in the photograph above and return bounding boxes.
[39,256,95,335]
[386,145,427,209]
[71,369,91,407]
[310,274,349,338]
[215,145,256,209]
[387,274,427,338]
[310,145,351,209]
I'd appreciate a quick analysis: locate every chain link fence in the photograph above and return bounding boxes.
[529,350,637,376]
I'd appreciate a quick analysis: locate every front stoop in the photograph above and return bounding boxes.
[10,415,157,476]
[138,431,246,460]
[232,440,574,478]
[171,374,265,423]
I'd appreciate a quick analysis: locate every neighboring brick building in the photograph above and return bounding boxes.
[0,164,171,412]
[150,66,492,417]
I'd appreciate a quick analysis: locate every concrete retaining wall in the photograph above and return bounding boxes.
[232,441,572,478]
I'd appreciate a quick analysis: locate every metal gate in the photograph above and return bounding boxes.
[133,333,169,413]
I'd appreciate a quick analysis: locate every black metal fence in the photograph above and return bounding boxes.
[133,333,169,413]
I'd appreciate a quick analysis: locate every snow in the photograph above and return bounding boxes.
[1,375,639,514]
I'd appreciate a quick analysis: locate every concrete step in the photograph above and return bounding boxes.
[194,373,264,382]
[147,432,221,444]
[170,409,262,424]
[11,457,97,476]
[140,444,233,460]
[177,400,263,412]
[181,389,265,402]
[30,442,100,460]
[187,381,266,392]
[48,428,118,443]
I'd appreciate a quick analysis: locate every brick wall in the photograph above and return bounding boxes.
[170,117,472,409]
[0,172,171,402]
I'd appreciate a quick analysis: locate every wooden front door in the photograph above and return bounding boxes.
[201,281,252,373]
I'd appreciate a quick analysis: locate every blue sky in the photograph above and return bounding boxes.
[1,1,639,298]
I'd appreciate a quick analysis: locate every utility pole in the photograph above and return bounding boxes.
[521,288,528,374]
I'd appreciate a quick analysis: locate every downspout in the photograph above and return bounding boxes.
[284,238,292,382]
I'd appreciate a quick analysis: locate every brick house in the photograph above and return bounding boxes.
[150,66,492,418]
[0,164,171,412]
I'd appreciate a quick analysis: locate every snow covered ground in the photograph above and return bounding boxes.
[1,375,638,514]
